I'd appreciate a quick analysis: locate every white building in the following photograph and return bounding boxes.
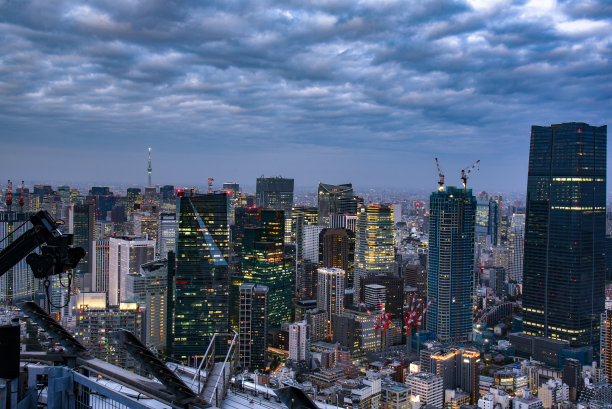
[538,379,569,408]
[302,225,322,263]
[316,267,345,339]
[513,390,543,409]
[108,236,155,306]
[289,320,310,363]
[157,213,177,259]
[406,372,443,408]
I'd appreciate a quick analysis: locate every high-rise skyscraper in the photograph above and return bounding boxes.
[508,213,525,284]
[239,283,268,371]
[223,182,240,225]
[240,209,293,328]
[320,228,355,289]
[353,204,395,296]
[157,212,177,259]
[255,176,294,243]
[69,203,96,292]
[427,186,476,343]
[317,183,355,226]
[523,122,606,347]
[317,267,345,339]
[172,191,230,361]
[601,310,612,384]
[108,236,156,306]
[289,320,310,364]
[87,187,115,221]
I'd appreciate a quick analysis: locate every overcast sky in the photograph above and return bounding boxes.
[1,0,611,192]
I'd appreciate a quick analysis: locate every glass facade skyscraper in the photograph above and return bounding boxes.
[427,186,476,343]
[255,176,294,243]
[353,204,395,296]
[172,191,229,361]
[523,122,606,347]
[240,209,293,328]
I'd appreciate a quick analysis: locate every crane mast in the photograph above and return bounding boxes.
[434,158,445,191]
[460,160,480,192]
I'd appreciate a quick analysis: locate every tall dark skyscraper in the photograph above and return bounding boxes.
[255,176,294,243]
[255,176,294,210]
[239,209,293,328]
[87,187,115,221]
[427,186,476,343]
[317,183,355,226]
[70,203,95,292]
[171,191,229,361]
[523,122,606,347]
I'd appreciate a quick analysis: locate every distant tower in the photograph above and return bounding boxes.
[147,147,152,187]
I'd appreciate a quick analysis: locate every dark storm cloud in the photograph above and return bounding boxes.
[0,0,611,190]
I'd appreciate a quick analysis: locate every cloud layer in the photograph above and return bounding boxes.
[1,0,611,190]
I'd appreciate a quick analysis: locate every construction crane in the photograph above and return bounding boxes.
[434,158,444,191]
[207,177,214,194]
[460,160,480,191]
[6,179,12,211]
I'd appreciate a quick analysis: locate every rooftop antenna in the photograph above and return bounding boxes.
[435,158,445,191]
[207,178,214,194]
[460,160,480,192]
[5,180,12,212]
[147,147,152,187]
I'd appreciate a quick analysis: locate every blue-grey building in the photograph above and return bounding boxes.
[522,122,606,347]
[427,186,477,343]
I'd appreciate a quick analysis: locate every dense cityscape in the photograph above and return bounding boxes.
[0,122,609,409]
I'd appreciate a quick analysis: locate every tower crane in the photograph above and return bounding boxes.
[434,158,444,191]
[460,160,480,192]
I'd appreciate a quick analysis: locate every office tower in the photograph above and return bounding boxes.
[255,176,294,210]
[125,259,168,350]
[126,188,143,214]
[406,372,444,408]
[160,185,175,203]
[93,239,109,293]
[57,185,70,203]
[403,264,427,298]
[508,213,525,283]
[353,204,395,296]
[134,208,158,242]
[430,349,458,392]
[0,211,36,303]
[238,284,268,371]
[73,295,142,371]
[157,213,177,259]
[320,228,355,289]
[298,261,318,300]
[364,284,386,312]
[172,192,229,361]
[87,187,115,221]
[361,275,403,321]
[292,206,318,254]
[489,196,502,246]
[69,203,95,292]
[255,176,293,242]
[143,186,160,208]
[459,349,481,404]
[289,320,310,364]
[427,186,476,343]
[602,310,612,381]
[523,122,606,347]
[240,209,293,328]
[108,236,156,306]
[223,182,240,225]
[317,183,354,226]
[338,308,382,354]
[317,268,345,339]
[302,225,323,263]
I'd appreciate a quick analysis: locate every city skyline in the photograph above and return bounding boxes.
[1,1,612,191]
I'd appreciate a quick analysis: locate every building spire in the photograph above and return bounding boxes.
[147,147,152,186]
